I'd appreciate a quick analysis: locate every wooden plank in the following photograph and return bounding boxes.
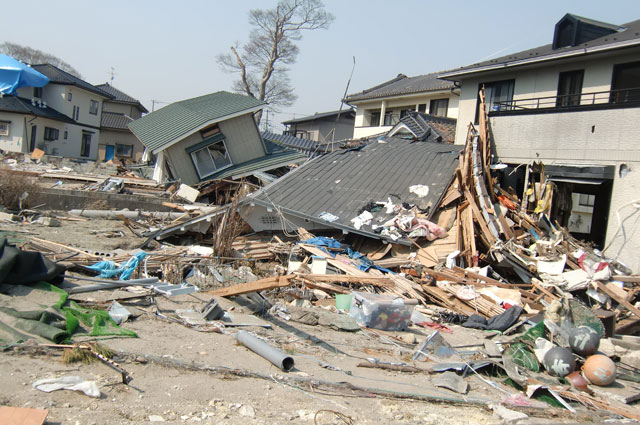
[0,406,48,425]
[463,188,496,246]
[207,274,295,297]
[301,278,349,294]
[451,266,531,288]
[300,274,393,287]
[162,202,189,212]
[612,275,640,283]
[598,282,640,320]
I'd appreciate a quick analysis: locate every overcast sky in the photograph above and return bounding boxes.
[4,1,639,131]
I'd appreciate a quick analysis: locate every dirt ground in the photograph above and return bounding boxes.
[0,216,632,424]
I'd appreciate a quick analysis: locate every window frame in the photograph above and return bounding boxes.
[556,70,584,107]
[80,132,92,157]
[43,127,59,141]
[187,134,233,179]
[115,143,133,158]
[429,98,449,117]
[67,92,72,101]
[368,110,381,127]
[0,121,9,136]
[475,79,515,123]
[33,87,43,98]
[89,100,99,115]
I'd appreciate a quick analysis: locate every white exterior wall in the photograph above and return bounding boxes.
[453,51,640,145]
[0,113,27,152]
[352,91,459,139]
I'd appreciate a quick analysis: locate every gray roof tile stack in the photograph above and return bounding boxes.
[95,83,148,113]
[397,111,457,144]
[345,73,456,103]
[245,137,463,243]
[0,96,75,124]
[31,64,113,99]
[439,16,640,78]
[101,111,133,130]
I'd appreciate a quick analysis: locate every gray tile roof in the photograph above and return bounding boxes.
[101,111,133,130]
[31,64,113,99]
[439,17,640,79]
[0,95,75,124]
[95,83,149,113]
[282,108,355,125]
[262,131,342,157]
[345,73,456,103]
[391,111,457,144]
[128,91,266,153]
[245,137,463,243]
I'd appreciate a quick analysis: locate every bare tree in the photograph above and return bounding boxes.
[1,42,82,78]
[217,0,333,124]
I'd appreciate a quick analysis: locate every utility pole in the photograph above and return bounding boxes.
[108,67,116,84]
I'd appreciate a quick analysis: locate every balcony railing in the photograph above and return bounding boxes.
[492,87,640,112]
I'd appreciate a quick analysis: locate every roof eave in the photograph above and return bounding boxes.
[346,87,459,104]
[438,38,640,80]
[150,104,265,154]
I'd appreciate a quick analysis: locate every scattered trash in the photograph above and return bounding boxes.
[33,376,100,398]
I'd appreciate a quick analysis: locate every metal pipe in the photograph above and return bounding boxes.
[236,330,294,371]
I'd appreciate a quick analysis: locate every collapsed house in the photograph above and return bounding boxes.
[438,13,640,273]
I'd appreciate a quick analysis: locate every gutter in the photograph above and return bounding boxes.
[438,38,640,80]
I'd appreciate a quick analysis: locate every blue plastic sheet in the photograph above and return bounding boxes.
[300,237,393,273]
[87,252,147,280]
[0,54,49,95]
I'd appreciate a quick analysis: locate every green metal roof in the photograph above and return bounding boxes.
[128,91,266,152]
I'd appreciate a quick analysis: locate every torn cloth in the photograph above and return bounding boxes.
[0,236,65,285]
[462,306,523,332]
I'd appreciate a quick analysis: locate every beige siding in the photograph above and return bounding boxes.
[218,114,265,163]
[99,130,146,161]
[164,132,202,185]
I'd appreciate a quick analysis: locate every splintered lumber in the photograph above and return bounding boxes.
[301,274,393,287]
[299,278,349,294]
[597,282,640,320]
[207,274,295,297]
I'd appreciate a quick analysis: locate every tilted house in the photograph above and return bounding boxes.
[128,91,306,185]
[344,73,459,139]
[95,83,148,162]
[0,64,112,160]
[439,13,640,271]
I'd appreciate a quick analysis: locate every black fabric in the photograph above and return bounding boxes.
[462,305,523,332]
[0,236,65,284]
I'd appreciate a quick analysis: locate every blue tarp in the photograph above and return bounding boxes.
[0,54,49,95]
[301,237,393,273]
[87,252,147,280]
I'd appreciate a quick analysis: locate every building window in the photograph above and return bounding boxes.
[557,70,584,107]
[0,121,9,136]
[429,98,449,117]
[475,79,515,123]
[116,144,133,157]
[418,104,427,113]
[80,132,92,157]
[89,100,99,115]
[578,193,595,207]
[611,61,640,103]
[72,105,80,121]
[67,92,72,101]
[369,110,380,126]
[64,130,68,140]
[383,111,394,126]
[33,87,43,98]
[44,127,59,141]
[189,139,232,179]
[400,108,413,119]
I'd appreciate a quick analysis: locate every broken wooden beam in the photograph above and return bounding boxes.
[207,274,295,297]
[300,274,393,287]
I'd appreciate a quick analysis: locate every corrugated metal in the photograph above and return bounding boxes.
[128,91,265,152]
[245,137,463,242]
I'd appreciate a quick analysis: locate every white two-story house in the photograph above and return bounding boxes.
[439,13,640,272]
[344,72,459,139]
[0,64,112,160]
